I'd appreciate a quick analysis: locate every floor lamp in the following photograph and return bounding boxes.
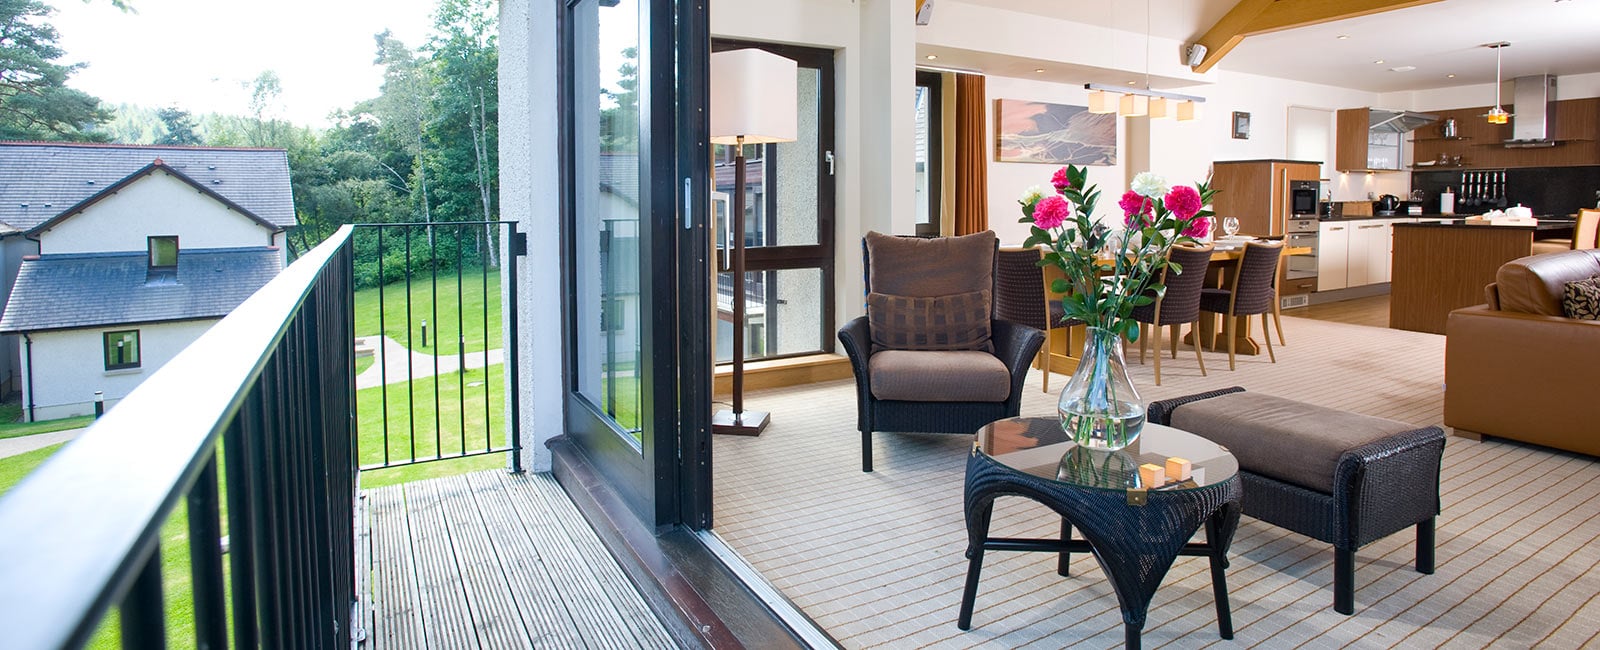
[709,48,797,436]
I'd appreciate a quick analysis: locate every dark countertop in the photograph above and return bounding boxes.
[1325,213,1575,223]
[1213,159,1323,166]
[1393,219,1574,231]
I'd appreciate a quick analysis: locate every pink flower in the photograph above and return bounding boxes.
[1119,190,1152,228]
[1032,195,1071,230]
[1051,167,1074,192]
[1164,185,1203,220]
[1183,216,1211,239]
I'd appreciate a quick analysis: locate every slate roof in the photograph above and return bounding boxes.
[0,248,282,333]
[598,153,639,206]
[0,142,296,232]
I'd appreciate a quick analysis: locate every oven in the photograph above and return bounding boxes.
[1289,180,1320,218]
[1285,216,1318,280]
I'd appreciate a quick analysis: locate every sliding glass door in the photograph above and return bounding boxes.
[563,0,710,527]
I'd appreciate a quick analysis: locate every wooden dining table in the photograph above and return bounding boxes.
[1038,245,1312,369]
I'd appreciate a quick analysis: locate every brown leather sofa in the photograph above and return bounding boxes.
[1445,249,1600,456]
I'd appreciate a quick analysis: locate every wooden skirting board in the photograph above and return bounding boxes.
[714,354,853,395]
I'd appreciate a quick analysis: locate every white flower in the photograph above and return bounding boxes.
[1130,172,1169,199]
[1020,185,1046,204]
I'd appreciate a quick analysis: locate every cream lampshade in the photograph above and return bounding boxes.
[1148,97,1171,119]
[710,49,799,145]
[1087,89,1119,114]
[1119,93,1149,117]
[1176,100,1198,121]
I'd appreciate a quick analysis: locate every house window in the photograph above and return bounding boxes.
[148,236,178,269]
[602,298,625,332]
[104,330,141,370]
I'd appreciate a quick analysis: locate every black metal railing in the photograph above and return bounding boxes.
[349,221,522,471]
[0,225,359,647]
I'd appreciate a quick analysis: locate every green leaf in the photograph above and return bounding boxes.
[1051,278,1070,294]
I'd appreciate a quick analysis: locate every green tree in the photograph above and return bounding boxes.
[370,31,434,231]
[154,106,199,145]
[423,0,498,265]
[0,0,111,141]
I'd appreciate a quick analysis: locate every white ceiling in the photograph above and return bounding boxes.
[954,0,1600,93]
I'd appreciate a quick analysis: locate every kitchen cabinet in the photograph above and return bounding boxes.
[1318,221,1350,291]
[1337,108,1406,172]
[1410,98,1600,170]
[1210,160,1321,237]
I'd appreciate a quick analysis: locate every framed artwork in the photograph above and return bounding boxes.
[1232,111,1251,140]
[995,99,1116,165]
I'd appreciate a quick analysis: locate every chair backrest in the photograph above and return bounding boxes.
[1575,209,1600,250]
[862,230,998,311]
[1152,243,1214,324]
[994,247,1047,329]
[1227,240,1284,316]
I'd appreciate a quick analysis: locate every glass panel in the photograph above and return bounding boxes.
[715,267,823,363]
[572,0,642,439]
[914,84,932,227]
[712,67,819,249]
[149,237,178,267]
[104,330,140,369]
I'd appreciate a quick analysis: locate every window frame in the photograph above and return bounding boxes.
[915,70,944,237]
[148,236,179,270]
[103,329,141,371]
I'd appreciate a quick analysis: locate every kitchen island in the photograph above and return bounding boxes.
[1389,219,1575,334]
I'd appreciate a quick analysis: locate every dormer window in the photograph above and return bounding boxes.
[148,236,178,270]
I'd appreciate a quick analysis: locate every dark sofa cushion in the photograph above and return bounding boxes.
[867,289,993,352]
[1563,276,1600,320]
[1171,391,1418,493]
[868,350,1010,402]
[864,230,996,298]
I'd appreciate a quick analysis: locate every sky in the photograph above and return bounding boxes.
[50,0,438,128]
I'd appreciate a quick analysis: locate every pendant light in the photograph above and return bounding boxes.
[1484,42,1512,125]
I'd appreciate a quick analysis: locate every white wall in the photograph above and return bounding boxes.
[1396,71,1600,112]
[21,319,216,421]
[499,0,561,473]
[1154,69,1413,203]
[37,170,277,255]
[984,75,1128,245]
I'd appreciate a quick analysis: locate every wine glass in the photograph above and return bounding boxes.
[1222,216,1241,238]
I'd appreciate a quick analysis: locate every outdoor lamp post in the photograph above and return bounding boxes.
[709,48,797,436]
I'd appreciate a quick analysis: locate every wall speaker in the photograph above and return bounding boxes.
[1185,43,1207,67]
[916,0,935,25]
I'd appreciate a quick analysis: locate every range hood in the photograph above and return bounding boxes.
[1368,108,1437,134]
[1505,75,1558,148]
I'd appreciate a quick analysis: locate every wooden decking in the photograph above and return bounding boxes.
[363,471,677,649]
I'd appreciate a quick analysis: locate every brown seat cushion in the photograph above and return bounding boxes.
[867,289,993,352]
[1495,249,1600,316]
[864,230,996,298]
[868,350,1010,403]
[1170,392,1419,493]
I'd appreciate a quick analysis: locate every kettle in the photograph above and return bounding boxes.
[1376,194,1401,214]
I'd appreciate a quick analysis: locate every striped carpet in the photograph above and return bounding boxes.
[711,315,1600,648]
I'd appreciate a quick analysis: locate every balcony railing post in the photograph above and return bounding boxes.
[119,544,165,649]
[187,453,228,649]
[223,406,260,649]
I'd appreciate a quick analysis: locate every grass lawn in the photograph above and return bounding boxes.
[356,364,510,488]
[355,354,376,376]
[0,402,93,441]
[353,270,502,357]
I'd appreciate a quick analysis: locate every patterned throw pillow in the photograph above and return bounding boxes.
[867,289,994,353]
[1563,276,1600,320]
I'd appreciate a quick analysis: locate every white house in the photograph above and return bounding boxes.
[0,144,295,420]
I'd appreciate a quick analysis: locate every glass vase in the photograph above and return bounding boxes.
[1058,326,1145,451]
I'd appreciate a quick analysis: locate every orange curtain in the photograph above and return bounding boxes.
[954,73,988,236]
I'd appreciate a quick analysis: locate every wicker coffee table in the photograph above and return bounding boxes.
[958,418,1242,650]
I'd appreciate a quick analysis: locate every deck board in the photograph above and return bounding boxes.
[365,471,676,650]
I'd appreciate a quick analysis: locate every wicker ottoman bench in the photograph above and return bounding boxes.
[1148,387,1445,615]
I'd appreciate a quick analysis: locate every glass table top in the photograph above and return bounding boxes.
[974,418,1238,492]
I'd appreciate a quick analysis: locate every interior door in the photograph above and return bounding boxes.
[710,41,836,365]
[563,0,710,527]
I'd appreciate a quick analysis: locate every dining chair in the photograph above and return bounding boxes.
[1531,209,1599,254]
[1199,240,1285,371]
[995,247,1072,392]
[1129,243,1213,385]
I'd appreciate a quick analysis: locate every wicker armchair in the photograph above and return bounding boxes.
[838,232,1044,472]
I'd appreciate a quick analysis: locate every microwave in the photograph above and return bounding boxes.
[1289,180,1320,218]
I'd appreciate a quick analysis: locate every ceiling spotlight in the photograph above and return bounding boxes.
[1447,74,1457,78]
[1336,35,1350,40]
[1127,80,1138,86]
[1374,59,1385,65]
[1034,68,1046,73]
[1390,66,1416,72]
[925,54,937,60]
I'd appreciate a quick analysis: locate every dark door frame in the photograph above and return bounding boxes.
[915,70,943,237]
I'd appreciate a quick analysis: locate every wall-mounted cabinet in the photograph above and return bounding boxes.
[1336,108,1410,172]
[1410,97,1600,170]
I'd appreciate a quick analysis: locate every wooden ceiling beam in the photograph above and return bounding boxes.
[1189,0,1446,73]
